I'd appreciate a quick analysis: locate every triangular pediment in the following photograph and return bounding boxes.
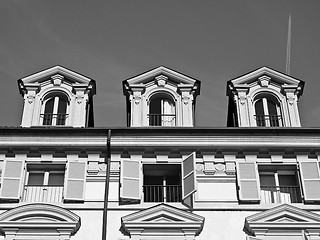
[247,204,320,223]
[122,203,204,223]
[124,66,200,87]
[244,204,320,235]
[19,65,94,85]
[229,66,303,87]
[121,203,204,237]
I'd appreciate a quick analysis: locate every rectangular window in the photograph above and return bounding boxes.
[259,166,302,204]
[143,164,182,203]
[22,164,65,203]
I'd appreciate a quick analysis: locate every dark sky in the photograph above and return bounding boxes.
[0,0,319,127]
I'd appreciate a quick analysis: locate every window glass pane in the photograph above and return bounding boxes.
[279,174,298,186]
[259,174,276,186]
[44,98,54,114]
[57,98,67,114]
[48,172,64,186]
[28,173,44,185]
[267,100,278,115]
[149,97,161,115]
[255,99,264,115]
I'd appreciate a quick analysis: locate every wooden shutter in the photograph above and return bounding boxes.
[64,161,87,202]
[0,159,25,201]
[182,152,196,207]
[237,162,260,202]
[299,161,320,202]
[120,159,141,201]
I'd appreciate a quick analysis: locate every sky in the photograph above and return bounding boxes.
[0,0,319,127]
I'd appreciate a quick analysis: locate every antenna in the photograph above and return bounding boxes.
[286,14,292,75]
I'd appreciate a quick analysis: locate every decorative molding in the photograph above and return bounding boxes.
[155,75,168,87]
[258,75,271,87]
[51,74,64,86]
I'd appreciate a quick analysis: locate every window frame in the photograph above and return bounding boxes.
[148,92,176,126]
[40,92,70,126]
[253,94,282,127]
[258,167,302,204]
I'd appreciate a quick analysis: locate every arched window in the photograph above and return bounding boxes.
[254,95,282,127]
[148,94,175,126]
[41,93,69,126]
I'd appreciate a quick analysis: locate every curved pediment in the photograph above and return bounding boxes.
[0,203,80,236]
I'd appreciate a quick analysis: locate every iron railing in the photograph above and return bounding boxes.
[40,113,68,126]
[22,185,64,202]
[260,185,302,203]
[143,185,182,202]
[148,114,176,126]
[255,115,282,127]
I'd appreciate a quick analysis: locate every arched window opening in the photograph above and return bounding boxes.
[254,95,282,127]
[148,94,175,126]
[41,94,68,126]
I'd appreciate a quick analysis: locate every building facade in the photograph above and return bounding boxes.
[0,65,319,239]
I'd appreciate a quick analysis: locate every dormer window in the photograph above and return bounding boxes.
[41,93,69,126]
[226,67,304,127]
[254,95,282,127]
[123,66,200,127]
[148,94,175,126]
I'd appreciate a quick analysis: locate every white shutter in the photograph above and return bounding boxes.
[0,159,25,201]
[182,152,196,207]
[64,161,86,202]
[299,161,320,202]
[237,162,260,202]
[120,159,141,201]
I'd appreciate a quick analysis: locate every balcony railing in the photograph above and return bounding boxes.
[22,185,64,202]
[40,113,68,126]
[148,114,176,126]
[255,115,282,127]
[260,185,302,203]
[143,185,182,202]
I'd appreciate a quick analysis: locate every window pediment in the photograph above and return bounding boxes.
[245,204,320,237]
[19,65,94,86]
[229,66,303,87]
[124,66,200,87]
[121,203,204,239]
[0,203,80,237]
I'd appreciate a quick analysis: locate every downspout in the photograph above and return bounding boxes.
[102,129,111,240]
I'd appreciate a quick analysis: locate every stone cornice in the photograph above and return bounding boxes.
[0,127,320,150]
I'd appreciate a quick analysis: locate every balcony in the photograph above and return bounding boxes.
[143,185,182,202]
[148,114,176,126]
[22,185,64,202]
[40,113,68,126]
[255,115,282,127]
[260,185,302,203]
